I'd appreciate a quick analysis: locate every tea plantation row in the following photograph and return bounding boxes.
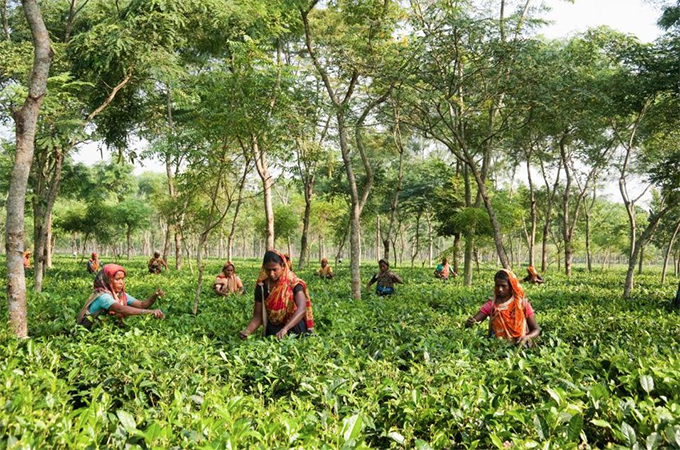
[1,257,680,449]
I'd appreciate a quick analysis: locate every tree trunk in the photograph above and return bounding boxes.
[162,222,171,263]
[526,157,537,267]
[426,213,433,268]
[638,245,644,275]
[623,203,678,298]
[193,232,209,315]
[298,180,313,269]
[410,213,421,268]
[376,215,381,261]
[174,231,182,270]
[1,0,9,41]
[126,226,132,260]
[661,220,680,284]
[453,232,460,274]
[46,220,54,268]
[252,135,275,250]
[6,0,52,337]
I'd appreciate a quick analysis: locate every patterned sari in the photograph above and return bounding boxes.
[256,250,314,330]
[490,269,528,340]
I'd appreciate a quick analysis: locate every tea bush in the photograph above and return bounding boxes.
[1,257,680,449]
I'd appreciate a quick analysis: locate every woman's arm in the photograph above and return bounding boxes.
[240,301,263,339]
[108,302,164,318]
[130,289,164,309]
[275,290,307,339]
[518,316,540,345]
[392,273,404,284]
[465,311,488,328]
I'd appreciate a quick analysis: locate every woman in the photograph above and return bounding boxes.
[366,259,403,296]
[23,250,31,269]
[148,251,168,274]
[76,264,165,329]
[239,250,314,339]
[522,266,544,285]
[465,269,540,346]
[317,258,333,279]
[213,262,245,296]
[87,252,101,274]
[434,257,456,280]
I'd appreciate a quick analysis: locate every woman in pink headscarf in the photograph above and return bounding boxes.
[77,264,165,329]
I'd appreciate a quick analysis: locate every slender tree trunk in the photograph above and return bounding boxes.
[453,232,460,275]
[126,226,132,260]
[335,220,349,265]
[376,215,381,261]
[661,220,680,284]
[252,135,275,250]
[410,213,421,268]
[526,157,537,267]
[426,213,433,268]
[624,203,678,297]
[162,223,171,263]
[174,231,182,270]
[6,0,52,337]
[298,179,314,269]
[193,232,209,315]
[638,245,644,275]
[1,0,9,40]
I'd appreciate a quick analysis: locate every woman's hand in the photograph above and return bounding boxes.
[517,335,532,347]
[276,328,288,339]
[154,289,165,298]
[151,309,165,319]
[465,316,478,327]
[239,330,250,340]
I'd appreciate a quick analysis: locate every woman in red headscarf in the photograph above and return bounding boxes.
[76,264,165,329]
[239,250,314,339]
[465,269,540,346]
[87,252,101,274]
[213,262,244,296]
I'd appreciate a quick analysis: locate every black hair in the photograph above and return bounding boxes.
[154,251,160,258]
[494,270,509,282]
[263,251,285,266]
[378,259,389,268]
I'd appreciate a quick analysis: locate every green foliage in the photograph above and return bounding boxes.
[2,258,680,448]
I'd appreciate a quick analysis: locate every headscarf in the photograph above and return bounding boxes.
[527,266,538,278]
[257,249,314,329]
[94,264,128,307]
[490,269,527,340]
[319,258,332,277]
[215,261,239,294]
[284,253,293,271]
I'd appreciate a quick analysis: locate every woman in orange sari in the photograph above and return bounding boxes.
[434,257,456,280]
[522,265,544,285]
[213,262,245,296]
[317,258,333,279]
[239,250,314,339]
[465,269,540,346]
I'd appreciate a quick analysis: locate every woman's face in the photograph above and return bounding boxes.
[264,262,284,282]
[224,265,234,276]
[379,262,388,272]
[321,260,327,268]
[494,278,512,300]
[111,271,125,293]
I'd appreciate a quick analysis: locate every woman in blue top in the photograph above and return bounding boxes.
[77,263,165,329]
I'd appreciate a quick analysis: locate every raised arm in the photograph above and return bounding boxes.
[130,289,164,310]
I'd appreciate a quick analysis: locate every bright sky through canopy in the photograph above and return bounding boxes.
[539,0,663,42]
[73,0,666,173]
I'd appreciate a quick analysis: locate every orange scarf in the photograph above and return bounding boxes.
[441,262,450,278]
[257,250,313,329]
[490,269,527,340]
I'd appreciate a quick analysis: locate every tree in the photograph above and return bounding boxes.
[5,0,52,337]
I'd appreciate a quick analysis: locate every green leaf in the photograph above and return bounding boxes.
[341,414,363,442]
[388,431,405,445]
[534,414,548,440]
[646,432,660,450]
[621,422,637,447]
[567,414,583,442]
[591,419,612,429]
[640,375,654,394]
[117,409,137,433]
[490,434,505,449]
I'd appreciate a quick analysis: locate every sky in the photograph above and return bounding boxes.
[71,0,666,185]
